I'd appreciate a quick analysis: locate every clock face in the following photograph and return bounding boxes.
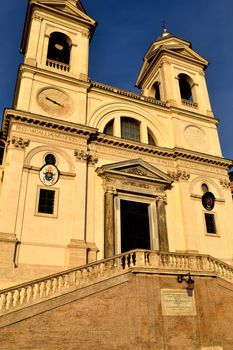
[37,88,73,117]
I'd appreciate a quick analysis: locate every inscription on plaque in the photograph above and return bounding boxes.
[161,289,196,316]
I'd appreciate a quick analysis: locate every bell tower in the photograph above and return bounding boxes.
[136,29,213,117]
[14,0,96,123]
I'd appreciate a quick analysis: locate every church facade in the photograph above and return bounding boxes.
[2,1,233,349]
[0,0,232,288]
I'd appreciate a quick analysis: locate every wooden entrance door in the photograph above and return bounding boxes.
[120,200,150,253]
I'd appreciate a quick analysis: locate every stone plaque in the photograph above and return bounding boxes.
[161,289,196,316]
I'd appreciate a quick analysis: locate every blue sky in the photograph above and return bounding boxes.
[0,0,233,159]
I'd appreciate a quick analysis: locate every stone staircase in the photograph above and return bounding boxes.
[1,249,233,317]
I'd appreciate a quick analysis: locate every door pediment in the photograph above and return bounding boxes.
[97,159,173,186]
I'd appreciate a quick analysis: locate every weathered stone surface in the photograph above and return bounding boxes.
[0,272,233,349]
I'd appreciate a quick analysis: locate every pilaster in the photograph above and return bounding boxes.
[104,187,116,258]
[157,195,169,252]
[0,137,30,235]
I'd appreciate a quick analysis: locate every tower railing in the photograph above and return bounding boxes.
[181,98,198,108]
[0,250,233,315]
[46,59,70,72]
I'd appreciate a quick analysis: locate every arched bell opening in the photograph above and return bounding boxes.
[46,32,72,71]
[178,73,194,101]
[152,81,161,100]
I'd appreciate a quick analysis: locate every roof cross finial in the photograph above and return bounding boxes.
[161,21,170,37]
[162,20,167,33]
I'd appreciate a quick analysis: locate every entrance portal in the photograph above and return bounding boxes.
[120,200,150,252]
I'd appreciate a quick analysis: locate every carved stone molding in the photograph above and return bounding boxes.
[32,14,43,21]
[157,194,167,205]
[219,179,231,189]
[167,170,190,182]
[81,30,90,38]
[103,186,117,195]
[123,167,149,177]
[8,137,30,149]
[161,59,172,65]
[74,150,98,165]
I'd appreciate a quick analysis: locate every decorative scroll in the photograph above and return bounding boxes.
[8,137,30,149]
[167,170,190,181]
[219,179,231,189]
[74,150,98,165]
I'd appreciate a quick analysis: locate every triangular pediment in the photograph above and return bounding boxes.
[97,159,173,185]
[21,0,96,53]
[136,37,208,88]
[35,0,96,25]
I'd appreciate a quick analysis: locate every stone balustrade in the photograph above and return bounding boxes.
[1,250,233,315]
[181,99,198,108]
[91,81,167,107]
[46,59,70,72]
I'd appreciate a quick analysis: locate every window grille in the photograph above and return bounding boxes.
[38,189,55,214]
[205,213,216,234]
[121,117,140,142]
[104,119,114,136]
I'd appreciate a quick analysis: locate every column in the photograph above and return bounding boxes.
[104,187,116,258]
[157,195,169,252]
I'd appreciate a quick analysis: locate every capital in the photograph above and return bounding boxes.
[8,137,30,149]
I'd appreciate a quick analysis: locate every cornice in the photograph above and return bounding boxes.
[2,110,231,170]
[18,64,91,89]
[15,66,218,125]
[2,109,97,140]
[91,81,167,108]
[95,135,232,169]
[90,81,218,124]
[170,107,219,125]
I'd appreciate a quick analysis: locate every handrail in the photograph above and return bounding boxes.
[1,250,233,315]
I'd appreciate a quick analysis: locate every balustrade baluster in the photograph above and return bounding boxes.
[75,270,81,286]
[8,291,14,310]
[20,288,25,305]
[127,254,131,268]
[47,279,53,295]
[33,284,39,301]
[15,289,21,307]
[1,293,8,312]
[28,285,33,302]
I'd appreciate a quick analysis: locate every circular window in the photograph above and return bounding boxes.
[201,183,209,193]
[45,153,56,165]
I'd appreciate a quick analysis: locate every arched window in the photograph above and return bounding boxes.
[147,129,156,146]
[153,82,161,100]
[178,74,193,101]
[121,117,140,142]
[104,119,114,136]
[47,32,71,65]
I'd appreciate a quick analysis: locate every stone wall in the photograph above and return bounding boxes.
[0,272,232,349]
